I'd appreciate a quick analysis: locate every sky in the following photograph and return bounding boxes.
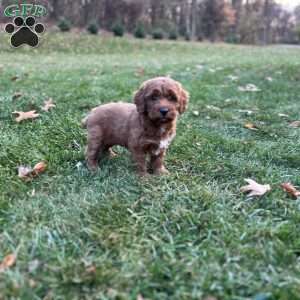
[275,0,300,9]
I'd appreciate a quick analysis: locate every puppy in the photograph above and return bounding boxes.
[82,77,189,176]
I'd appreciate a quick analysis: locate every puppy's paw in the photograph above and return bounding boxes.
[153,166,170,176]
[87,160,99,172]
[108,148,118,159]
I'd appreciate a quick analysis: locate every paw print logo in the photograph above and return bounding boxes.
[5,16,45,48]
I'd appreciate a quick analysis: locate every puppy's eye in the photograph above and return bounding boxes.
[168,95,177,102]
[151,95,159,101]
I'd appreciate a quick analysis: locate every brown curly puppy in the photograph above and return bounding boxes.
[82,77,189,176]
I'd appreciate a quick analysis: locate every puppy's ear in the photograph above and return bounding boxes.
[134,84,146,114]
[178,85,189,114]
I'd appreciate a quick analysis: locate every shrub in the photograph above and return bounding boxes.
[134,25,146,39]
[112,22,124,37]
[152,28,164,40]
[58,18,71,32]
[168,29,178,40]
[185,33,191,41]
[225,33,240,44]
[87,21,99,35]
[197,35,203,42]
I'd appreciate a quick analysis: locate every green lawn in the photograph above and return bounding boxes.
[1,32,300,300]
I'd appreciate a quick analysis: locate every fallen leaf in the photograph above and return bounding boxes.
[18,161,47,181]
[278,113,289,118]
[0,254,16,272]
[33,162,47,175]
[29,279,37,288]
[13,110,39,123]
[281,183,300,199]
[28,259,40,273]
[41,98,56,112]
[206,105,221,111]
[228,75,239,81]
[18,166,33,181]
[238,84,261,92]
[244,123,258,131]
[11,75,19,81]
[239,109,253,115]
[241,179,271,197]
[203,297,218,300]
[12,92,22,100]
[86,265,96,274]
[289,121,300,128]
[135,68,145,77]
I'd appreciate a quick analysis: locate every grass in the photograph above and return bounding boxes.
[0,32,300,300]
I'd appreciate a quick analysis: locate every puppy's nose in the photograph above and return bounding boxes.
[160,108,169,117]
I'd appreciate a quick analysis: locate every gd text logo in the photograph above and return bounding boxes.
[3,3,47,48]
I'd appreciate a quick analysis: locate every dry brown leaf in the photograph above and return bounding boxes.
[11,75,19,81]
[289,121,300,128]
[135,68,145,77]
[18,161,47,181]
[241,179,271,197]
[281,183,300,199]
[244,123,258,131]
[86,265,96,274]
[12,92,23,100]
[13,110,39,123]
[41,98,56,112]
[33,162,47,175]
[0,254,16,272]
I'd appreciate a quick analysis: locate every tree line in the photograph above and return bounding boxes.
[1,0,300,44]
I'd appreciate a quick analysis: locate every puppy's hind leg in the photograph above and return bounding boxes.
[131,148,148,176]
[86,126,104,171]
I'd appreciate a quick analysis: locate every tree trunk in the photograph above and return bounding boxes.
[263,0,272,44]
[191,0,197,40]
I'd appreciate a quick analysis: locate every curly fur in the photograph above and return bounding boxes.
[83,77,189,176]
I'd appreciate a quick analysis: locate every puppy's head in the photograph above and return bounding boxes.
[134,77,189,124]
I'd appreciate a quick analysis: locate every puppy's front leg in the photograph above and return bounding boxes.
[132,149,148,176]
[150,151,169,175]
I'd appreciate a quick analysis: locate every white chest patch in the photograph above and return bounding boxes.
[153,132,176,156]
